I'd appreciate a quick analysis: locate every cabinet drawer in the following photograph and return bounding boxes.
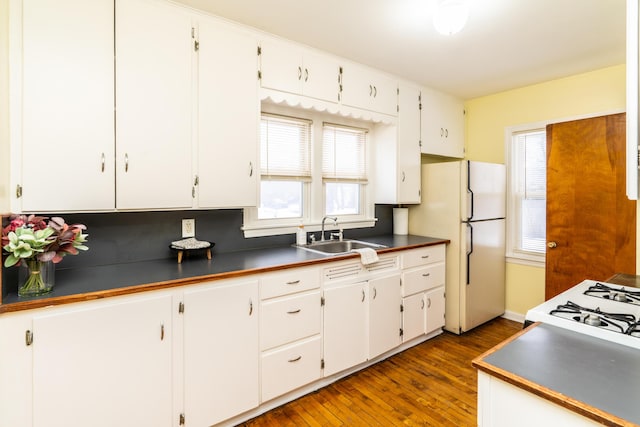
[260,291,321,351]
[261,267,320,299]
[402,245,445,269]
[402,263,445,296]
[261,335,322,402]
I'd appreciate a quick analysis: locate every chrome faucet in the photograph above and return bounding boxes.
[321,216,338,241]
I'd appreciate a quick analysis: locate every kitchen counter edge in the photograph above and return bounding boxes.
[0,235,449,314]
[472,322,639,427]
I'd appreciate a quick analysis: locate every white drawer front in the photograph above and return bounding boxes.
[261,336,322,402]
[260,291,321,351]
[402,244,446,269]
[402,263,445,296]
[261,267,320,300]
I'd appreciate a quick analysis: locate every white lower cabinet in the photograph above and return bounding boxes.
[261,335,322,402]
[402,292,426,342]
[32,294,174,427]
[0,246,447,426]
[477,372,601,427]
[368,274,402,359]
[401,244,446,342]
[183,279,259,427]
[323,281,369,377]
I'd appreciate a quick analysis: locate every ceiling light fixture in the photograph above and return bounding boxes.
[433,0,470,36]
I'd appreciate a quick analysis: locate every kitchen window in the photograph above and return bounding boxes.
[258,114,311,220]
[507,127,546,265]
[243,107,375,238]
[322,123,367,216]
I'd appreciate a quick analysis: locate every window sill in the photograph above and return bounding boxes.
[242,217,378,238]
[506,255,545,268]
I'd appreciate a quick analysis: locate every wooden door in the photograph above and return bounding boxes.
[545,113,636,299]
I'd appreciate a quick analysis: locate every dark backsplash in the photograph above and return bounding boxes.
[2,205,394,296]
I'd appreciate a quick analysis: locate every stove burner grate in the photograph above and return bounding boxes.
[583,282,640,306]
[549,301,637,334]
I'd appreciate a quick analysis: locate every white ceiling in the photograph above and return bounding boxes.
[172,0,626,100]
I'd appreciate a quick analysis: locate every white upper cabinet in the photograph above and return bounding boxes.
[197,17,259,208]
[20,0,115,212]
[260,39,340,103]
[373,82,421,204]
[340,63,398,116]
[115,0,193,209]
[421,87,465,158]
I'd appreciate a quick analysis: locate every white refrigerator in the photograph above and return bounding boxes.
[412,160,506,334]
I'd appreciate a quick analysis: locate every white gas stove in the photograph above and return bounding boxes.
[525,279,640,349]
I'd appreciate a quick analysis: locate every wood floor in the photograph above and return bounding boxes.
[241,318,522,427]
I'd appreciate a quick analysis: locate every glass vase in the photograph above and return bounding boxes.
[18,259,55,297]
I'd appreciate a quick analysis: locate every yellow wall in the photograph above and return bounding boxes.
[464,64,627,316]
[0,0,9,214]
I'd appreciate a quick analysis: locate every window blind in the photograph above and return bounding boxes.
[515,130,546,253]
[260,114,311,180]
[322,123,367,182]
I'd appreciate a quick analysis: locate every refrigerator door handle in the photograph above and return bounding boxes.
[466,222,473,285]
[466,161,474,221]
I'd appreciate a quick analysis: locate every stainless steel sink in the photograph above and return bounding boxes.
[297,239,386,256]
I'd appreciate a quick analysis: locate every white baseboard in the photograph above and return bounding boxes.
[502,310,525,324]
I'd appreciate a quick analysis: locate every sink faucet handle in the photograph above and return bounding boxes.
[309,234,316,244]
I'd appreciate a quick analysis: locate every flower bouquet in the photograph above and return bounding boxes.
[2,215,89,296]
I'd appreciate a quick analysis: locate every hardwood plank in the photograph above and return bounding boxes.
[241,318,521,426]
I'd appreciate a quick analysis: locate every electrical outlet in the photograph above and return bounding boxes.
[182,219,195,238]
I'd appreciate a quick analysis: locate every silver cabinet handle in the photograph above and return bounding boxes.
[249,299,253,316]
[445,129,449,138]
[421,255,430,259]
[361,289,365,302]
[427,298,432,308]
[124,153,129,172]
[100,153,105,172]
[373,86,377,97]
[304,68,309,82]
[287,309,301,314]
[421,299,425,309]
[160,323,165,341]
[373,287,377,299]
[249,161,253,177]
[288,355,302,363]
[286,280,300,285]
[440,128,444,137]
[298,66,302,80]
[402,171,406,182]
[422,273,430,277]
[369,84,373,96]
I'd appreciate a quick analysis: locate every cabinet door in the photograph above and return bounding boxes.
[21,0,114,211]
[32,294,173,427]
[421,87,464,158]
[368,274,402,359]
[115,0,193,209]
[425,286,446,334]
[260,39,302,94]
[397,82,422,203]
[323,282,368,377]
[0,312,33,427]
[301,51,340,102]
[183,279,259,427]
[402,293,426,342]
[198,18,258,208]
[341,63,397,116]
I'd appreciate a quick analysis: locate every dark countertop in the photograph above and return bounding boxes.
[473,323,640,427]
[0,234,448,313]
